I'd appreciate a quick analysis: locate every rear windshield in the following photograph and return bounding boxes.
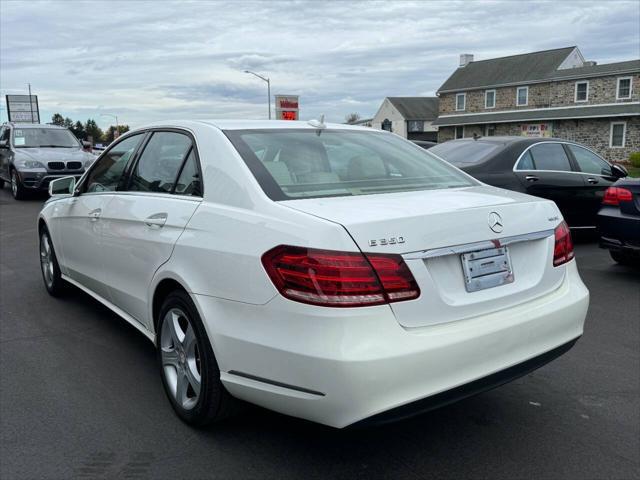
[430,140,502,167]
[225,129,475,200]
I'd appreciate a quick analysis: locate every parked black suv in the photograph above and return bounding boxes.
[0,123,96,200]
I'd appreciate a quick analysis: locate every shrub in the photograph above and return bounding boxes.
[630,152,640,168]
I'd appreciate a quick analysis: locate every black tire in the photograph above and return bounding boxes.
[157,290,236,426]
[0,178,5,189]
[39,227,67,296]
[610,250,638,266]
[10,169,27,200]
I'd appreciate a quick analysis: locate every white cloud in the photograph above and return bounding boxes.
[1,0,638,127]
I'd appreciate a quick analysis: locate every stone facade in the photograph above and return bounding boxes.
[439,74,640,115]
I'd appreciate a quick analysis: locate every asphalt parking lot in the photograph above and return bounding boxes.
[0,187,638,480]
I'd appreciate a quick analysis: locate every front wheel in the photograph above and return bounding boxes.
[39,228,66,296]
[157,290,236,426]
[10,169,27,200]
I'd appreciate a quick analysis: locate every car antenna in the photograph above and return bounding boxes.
[308,115,326,135]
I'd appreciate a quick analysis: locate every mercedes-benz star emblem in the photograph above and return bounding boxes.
[488,212,504,233]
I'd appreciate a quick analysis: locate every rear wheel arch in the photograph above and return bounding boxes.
[152,278,188,336]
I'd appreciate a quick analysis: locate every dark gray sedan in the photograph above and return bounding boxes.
[430,136,628,228]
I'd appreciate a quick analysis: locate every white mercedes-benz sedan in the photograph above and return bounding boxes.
[38,120,589,428]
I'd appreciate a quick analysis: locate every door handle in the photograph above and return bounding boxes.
[587,177,599,184]
[88,208,101,222]
[525,175,539,182]
[145,213,168,228]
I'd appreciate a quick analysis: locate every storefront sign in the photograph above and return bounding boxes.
[520,123,552,138]
[6,95,40,123]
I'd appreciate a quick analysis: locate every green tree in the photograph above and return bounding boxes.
[345,112,361,124]
[84,119,104,144]
[51,113,64,126]
[105,124,130,143]
[63,117,74,130]
[72,121,86,140]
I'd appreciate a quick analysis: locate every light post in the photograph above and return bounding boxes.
[100,113,119,141]
[244,70,271,119]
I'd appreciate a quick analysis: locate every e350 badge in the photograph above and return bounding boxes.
[369,236,405,247]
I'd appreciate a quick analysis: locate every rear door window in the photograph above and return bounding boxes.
[85,134,144,192]
[528,143,572,172]
[568,144,612,176]
[174,150,202,196]
[128,132,192,193]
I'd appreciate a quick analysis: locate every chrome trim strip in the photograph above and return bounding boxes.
[227,370,325,397]
[403,228,554,260]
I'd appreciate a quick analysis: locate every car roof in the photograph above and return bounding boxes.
[137,119,373,132]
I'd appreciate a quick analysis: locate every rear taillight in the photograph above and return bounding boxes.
[602,186,633,206]
[553,221,575,267]
[261,245,420,307]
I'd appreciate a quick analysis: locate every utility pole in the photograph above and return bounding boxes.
[244,70,271,119]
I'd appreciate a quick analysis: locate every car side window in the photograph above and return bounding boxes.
[0,127,9,143]
[129,132,192,193]
[568,145,612,176]
[174,149,202,196]
[516,150,535,170]
[529,143,572,172]
[85,134,144,193]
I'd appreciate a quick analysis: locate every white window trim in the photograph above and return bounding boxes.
[616,76,632,100]
[516,86,529,106]
[484,89,496,109]
[455,93,466,111]
[455,125,465,139]
[609,121,626,148]
[574,80,589,103]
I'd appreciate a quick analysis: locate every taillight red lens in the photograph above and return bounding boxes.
[602,187,633,206]
[553,221,575,267]
[261,245,420,307]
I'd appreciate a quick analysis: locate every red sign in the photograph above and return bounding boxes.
[281,111,297,120]
[275,95,299,121]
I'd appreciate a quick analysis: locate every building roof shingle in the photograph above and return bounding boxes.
[437,46,640,93]
[387,97,439,120]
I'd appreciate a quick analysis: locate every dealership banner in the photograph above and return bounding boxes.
[520,123,552,138]
[275,95,299,120]
[6,95,40,123]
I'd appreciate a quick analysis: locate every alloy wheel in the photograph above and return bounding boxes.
[160,308,202,410]
[40,233,54,289]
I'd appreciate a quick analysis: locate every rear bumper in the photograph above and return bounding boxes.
[597,207,640,254]
[193,260,589,428]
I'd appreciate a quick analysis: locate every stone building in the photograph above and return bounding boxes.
[432,46,639,162]
[371,97,439,141]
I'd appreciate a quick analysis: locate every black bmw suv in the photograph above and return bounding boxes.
[0,123,96,200]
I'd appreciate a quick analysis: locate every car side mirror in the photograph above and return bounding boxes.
[0,140,8,149]
[610,164,628,178]
[49,176,76,197]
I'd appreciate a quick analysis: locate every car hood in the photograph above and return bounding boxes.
[15,147,93,163]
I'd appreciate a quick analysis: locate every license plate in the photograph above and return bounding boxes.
[461,246,514,293]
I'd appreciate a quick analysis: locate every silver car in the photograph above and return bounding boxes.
[0,122,96,200]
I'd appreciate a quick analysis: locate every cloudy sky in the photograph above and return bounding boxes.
[1,0,638,129]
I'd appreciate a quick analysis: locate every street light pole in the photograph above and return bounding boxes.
[244,70,271,119]
[100,113,119,140]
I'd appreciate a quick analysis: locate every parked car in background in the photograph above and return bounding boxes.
[411,140,437,150]
[38,120,588,428]
[0,123,96,200]
[429,137,628,228]
[597,178,640,265]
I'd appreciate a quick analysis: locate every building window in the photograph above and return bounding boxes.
[617,77,632,99]
[455,93,466,111]
[381,118,392,132]
[485,90,496,109]
[455,126,464,139]
[575,81,589,102]
[484,124,496,136]
[516,86,528,106]
[610,122,626,148]
[407,120,424,133]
